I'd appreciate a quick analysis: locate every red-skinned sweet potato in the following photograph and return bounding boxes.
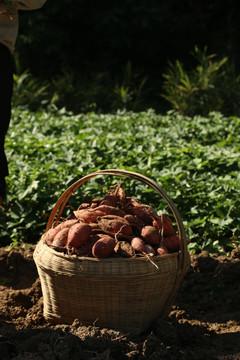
[67,223,92,248]
[144,244,156,256]
[100,195,118,207]
[73,208,105,223]
[51,228,69,251]
[157,245,169,256]
[74,234,101,256]
[94,205,126,218]
[124,214,144,229]
[161,234,180,253]
[42,228,59,245]
[98,215,132,235]
[92,236,116,258]
[114,241,135,258]
[131,237,146,253]
[153,214,174,236]
[54,218,79,231]
[127,206,153,224]
[141,225,160,245]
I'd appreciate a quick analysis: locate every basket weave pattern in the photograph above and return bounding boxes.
[34,169,190,334]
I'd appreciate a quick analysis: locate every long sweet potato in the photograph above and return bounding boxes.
[98,215,132,235]
[73,208,105,223]
[51,228,69,251]
[54,218,79,231]
[42,228,59,245]
[94,205,126,218]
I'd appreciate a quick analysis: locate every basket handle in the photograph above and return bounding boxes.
[46,169,188,271]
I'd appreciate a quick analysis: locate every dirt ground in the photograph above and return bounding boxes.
[0,245,239,360]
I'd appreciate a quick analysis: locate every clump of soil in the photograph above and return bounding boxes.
[0,246,240,360]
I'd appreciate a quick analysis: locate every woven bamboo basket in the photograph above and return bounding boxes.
[33,169,190,334]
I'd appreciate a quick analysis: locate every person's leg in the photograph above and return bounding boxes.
[0,43,14,202]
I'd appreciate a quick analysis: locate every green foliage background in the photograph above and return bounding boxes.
[1,108,239,254]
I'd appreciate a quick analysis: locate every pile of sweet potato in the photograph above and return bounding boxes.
[42,185,181,259]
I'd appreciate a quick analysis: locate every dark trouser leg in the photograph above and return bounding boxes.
[0,43,13,198]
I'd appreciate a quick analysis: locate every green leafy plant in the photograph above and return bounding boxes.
[113,61,148,111]
[162,46,228,116]
[12,70,50,110]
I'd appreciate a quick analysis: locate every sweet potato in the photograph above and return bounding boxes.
[114,241,135,258]
[153,214,174,236]
[124,214,144,229]
[117,187,126,207]
[98,215,132,235]
[42,227,59,245]
[127,206,153,225]
[131,237,146,253]
[94,205,126,218]
[51,228,69,251]
[157,245,168,256]
[67,223,92,248]
[91,198,103,207]
[73,208,105,223]
[54,218,79,231]
[144,244,156,256]
[161,234,180,253]
[100,195,118,207]
[141,225,160,245]
[92,236,116,258]
[75,234,100,256]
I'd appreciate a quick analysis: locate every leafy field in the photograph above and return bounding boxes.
[1,108,239,253]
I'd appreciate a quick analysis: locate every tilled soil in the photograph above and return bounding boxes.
[0,245,239,360]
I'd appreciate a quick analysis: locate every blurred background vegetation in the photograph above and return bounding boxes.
[13,0,240,115]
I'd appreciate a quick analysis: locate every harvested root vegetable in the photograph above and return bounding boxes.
[98,215,132,235]
[131,237,146,253]
[114,241,135,258]
[153,214,174,236]
[88,223,100,231]
[74,208,105,223]
[94,205,126,218]
[92,236,116,258]
[42,228,60,245]
[162,234,180,253]
[141,225,160,245]
[54,218,79,232]
[144,244,156,256]
[51,228,69,250]
[157,245,168,256]
[100,195,118,207]
[124,214,144,229]
[75,234,100,256]
[43,182,182,258]
[127,206,153,225]
[67,223,92,248]
[91,198,103,207]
